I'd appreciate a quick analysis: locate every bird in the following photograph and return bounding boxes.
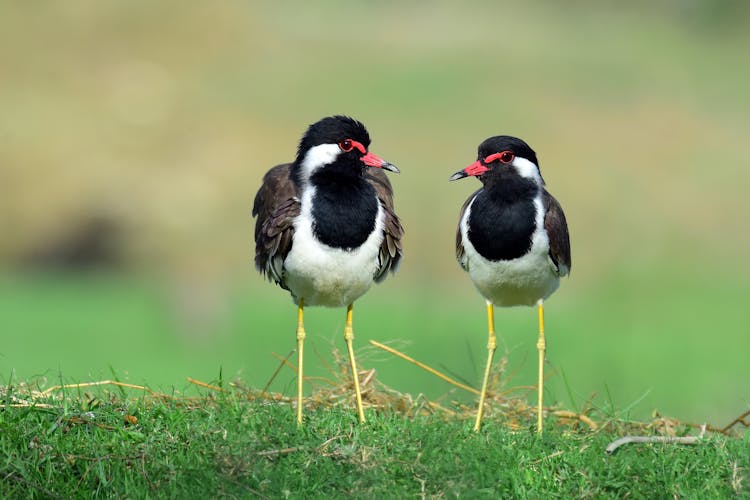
[252,115,403,425]
[449,135,570,433]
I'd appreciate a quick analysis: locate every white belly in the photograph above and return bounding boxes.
[283,196,385,307]
[460,197,560,307]
[465,243,560,306]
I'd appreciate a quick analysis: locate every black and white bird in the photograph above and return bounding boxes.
[450,136,570,433]
[252,115,403,425]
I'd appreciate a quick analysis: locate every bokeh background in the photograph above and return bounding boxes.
[2,1,749,424]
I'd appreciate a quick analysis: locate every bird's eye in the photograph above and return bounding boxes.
[483,151,515,164]
[339,139,354,152]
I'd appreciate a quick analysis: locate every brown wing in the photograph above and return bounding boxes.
[365,168,403,282]
[456,189,481,272]
[542,189,571,276]
[252,163,301,288]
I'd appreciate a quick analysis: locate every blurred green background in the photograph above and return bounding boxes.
[2,2,749,424]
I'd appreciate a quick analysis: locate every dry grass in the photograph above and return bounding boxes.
[6,345,747,440]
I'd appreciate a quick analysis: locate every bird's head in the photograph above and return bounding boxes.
[449,135,543,186]
[294,115,398,183]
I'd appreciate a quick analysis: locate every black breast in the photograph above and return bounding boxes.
[310,176,379,250]
[467,185,538,261]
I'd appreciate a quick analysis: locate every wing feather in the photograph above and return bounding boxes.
[365,169,404,282]
[252,163,300,288]
[542,190,571,276]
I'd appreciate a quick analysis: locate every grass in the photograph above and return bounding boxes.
[2,270,749,427]
[2,266,748,497]
[2,381,748,498]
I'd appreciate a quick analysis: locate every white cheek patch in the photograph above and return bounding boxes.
[512,157,543,184]
[299,143,340,182]
[458,195,476,271]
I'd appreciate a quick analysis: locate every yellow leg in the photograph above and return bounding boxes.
[296,298,306,426]
[536,300,546,434]
[344,303,366,423]
[474,301,497,431]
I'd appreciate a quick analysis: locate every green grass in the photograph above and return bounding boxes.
[2,386,748,498]
[2,271,749,428]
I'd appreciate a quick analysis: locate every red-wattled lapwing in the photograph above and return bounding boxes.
[450,136,570,433]
[252,115,403,425]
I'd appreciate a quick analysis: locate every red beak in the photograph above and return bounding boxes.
[361,151,400,173]
[449,160,489,181]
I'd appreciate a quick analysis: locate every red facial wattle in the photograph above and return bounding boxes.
[339,138,398,172]
[339,138,380,166]
[484,150,515,164]
[339,139,367,154]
